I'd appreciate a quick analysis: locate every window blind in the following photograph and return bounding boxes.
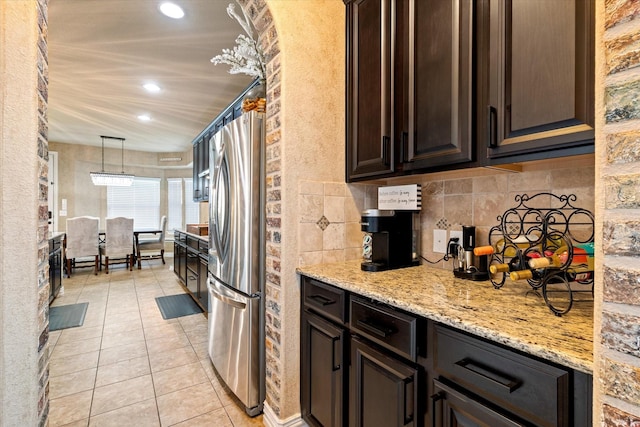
[107,177,160,229]
[184,178,200,225]
[167,178,183,233]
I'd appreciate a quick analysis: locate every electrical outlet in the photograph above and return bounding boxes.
[433,229,447,253]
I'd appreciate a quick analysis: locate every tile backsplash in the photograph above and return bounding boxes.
[297,155,595,270]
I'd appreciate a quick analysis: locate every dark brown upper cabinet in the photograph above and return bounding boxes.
[400,0,475,173]
[479,0,595,163]
[345,0,395,181]
[345,0,475,182]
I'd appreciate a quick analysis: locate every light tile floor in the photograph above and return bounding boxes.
[48,256,264,427]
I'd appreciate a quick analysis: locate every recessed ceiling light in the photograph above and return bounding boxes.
[138,114,152,122]
[159,2,184,19]
[143,82,161,93]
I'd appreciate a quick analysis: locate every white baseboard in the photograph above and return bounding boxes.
[262,402,307,427]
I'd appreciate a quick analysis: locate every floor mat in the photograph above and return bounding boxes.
[155,293,203,320]
[49,302,89,331]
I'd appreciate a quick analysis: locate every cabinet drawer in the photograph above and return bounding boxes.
[350,297,418,362]
[303,278,347,324]
[434,325,569,427]
[187,235,200,250]
[198,239,208,255]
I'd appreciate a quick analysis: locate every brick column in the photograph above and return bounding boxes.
[597,0,640,423]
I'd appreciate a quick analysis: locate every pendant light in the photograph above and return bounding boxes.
[90,135,134,186]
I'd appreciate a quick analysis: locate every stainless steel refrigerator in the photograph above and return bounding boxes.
[207,111,265,416]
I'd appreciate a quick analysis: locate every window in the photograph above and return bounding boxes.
[167,178,183,233]
[107,177,160,229]
[184,178,200,225]
[167,178,201,233]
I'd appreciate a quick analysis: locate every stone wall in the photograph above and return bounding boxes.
[237,0,284,416]
[0,0,50,425]
[37,1,51,424]
[597,0,640,423]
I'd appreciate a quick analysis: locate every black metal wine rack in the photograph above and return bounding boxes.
[486,193,594,316]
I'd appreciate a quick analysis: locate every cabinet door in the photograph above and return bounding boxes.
[186,250,199,296]
[301,310,347,427]
[346,0,395,181]
[403,0,474,170]
[431,380,524,427]
[198,256,208,309]
[177,244,187,283]
[350,336,420,427]
[482,0,594,161]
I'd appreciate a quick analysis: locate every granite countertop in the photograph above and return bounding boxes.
[297,260,593,374]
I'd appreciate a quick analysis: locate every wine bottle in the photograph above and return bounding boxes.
[527,246,569,269]
[473,245,495,256]
[490,251,536,275]
[509,270,533,281]
[489,263,509,274]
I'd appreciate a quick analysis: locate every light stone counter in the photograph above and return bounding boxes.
[297,260,593,374]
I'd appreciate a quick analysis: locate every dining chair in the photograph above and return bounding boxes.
[136,215,167,269]
[65,216,100,277]
[100,217,134,274]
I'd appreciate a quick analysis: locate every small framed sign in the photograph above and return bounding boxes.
[378,184,421,211]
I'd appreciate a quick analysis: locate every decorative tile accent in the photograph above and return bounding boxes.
[316,215,330,231]
[435,217,450,229]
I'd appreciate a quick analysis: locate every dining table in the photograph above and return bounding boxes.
[98,228,162,269]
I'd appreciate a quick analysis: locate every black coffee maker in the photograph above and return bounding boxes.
[361,209,419,272]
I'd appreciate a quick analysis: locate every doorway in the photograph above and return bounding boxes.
[48,151,58,232]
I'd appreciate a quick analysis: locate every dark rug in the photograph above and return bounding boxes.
[49,302,89,331]
[156,294,203,320]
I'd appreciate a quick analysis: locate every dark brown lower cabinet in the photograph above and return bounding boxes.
[431,380,524,427]
[186,248,199,297]
[173,230,208,311]
[198,254,208,309]
[350,336,421,427]
[299,275,592,427]
[301,310,347,427]
[174,240,186,283]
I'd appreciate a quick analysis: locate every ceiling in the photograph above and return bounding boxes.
[48,0,253,153]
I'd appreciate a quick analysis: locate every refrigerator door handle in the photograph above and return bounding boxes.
[207,278,247,310]
[210,141,230,262]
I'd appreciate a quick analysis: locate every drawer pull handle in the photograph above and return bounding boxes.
[403,377,414,425]
[332,336,340,371]
[455,358,521,393]
[356,318,396,338]
[307,294,335,306]
[430,391,444,426]
[487,105,498,148]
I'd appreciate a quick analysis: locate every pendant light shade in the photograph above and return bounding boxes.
[90,135,134,186]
